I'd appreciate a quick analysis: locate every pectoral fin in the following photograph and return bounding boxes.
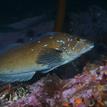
[37,48,63,73]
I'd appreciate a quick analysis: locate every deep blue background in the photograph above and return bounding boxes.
[0,0,107,25]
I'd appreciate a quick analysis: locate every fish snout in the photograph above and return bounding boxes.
[79,39,94,54]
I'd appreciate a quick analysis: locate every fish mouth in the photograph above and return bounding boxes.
[81,42,94,55]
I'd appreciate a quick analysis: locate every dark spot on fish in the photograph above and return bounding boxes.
[37,48,62,68]
[76,37,80,41]
[16,38,24,43]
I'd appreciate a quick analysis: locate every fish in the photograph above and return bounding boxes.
[0,32,94,82]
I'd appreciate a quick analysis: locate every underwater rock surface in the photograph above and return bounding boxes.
[0,62,107,107]
[67,6,107,46]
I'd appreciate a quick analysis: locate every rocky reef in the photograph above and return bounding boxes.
[0,60,107,107]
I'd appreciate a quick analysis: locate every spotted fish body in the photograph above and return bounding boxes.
[0,32,94,82]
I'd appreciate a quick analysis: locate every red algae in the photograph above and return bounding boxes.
[0,64,107,107]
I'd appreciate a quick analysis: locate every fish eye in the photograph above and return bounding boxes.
[76,37,80,41]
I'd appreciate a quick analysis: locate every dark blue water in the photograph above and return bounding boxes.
[0,0,57,25]
[0,0,107,26]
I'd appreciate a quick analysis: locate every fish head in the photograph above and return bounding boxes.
[39,32,94,66]
[36,32,94,74]
[57,33,94,63]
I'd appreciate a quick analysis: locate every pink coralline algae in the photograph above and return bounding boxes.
[0,64,107,107]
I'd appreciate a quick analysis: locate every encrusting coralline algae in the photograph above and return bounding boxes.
[0,61,107,107]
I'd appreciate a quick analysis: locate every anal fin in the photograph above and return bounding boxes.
[0,72,35,83]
